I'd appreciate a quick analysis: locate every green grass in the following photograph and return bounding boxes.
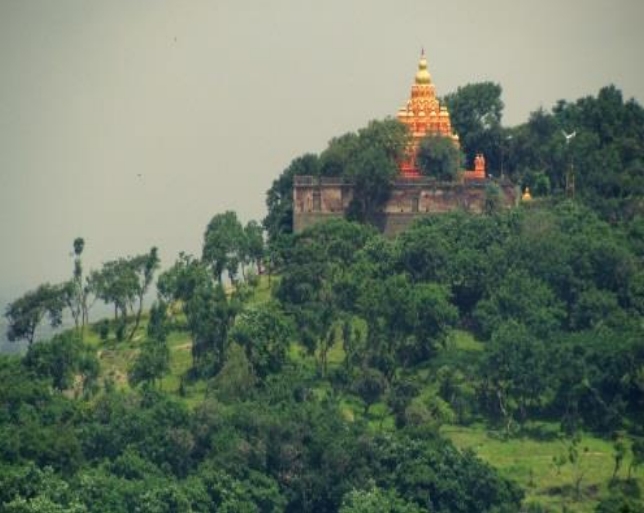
[442,422,641,512]
[246,274,275,305]
[82,308,643,511]
[449,329,485,352]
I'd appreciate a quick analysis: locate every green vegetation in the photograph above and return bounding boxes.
[417,134,464,180]
[3,83,644,512]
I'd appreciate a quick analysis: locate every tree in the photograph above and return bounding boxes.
[442,82,504,171]
[474,268,565,340]
[629,438,644,480]
[417,134,463,180]
[319,132,359,177]
[560,432,590,501]
[264,153,319,243]
[244,220,265,275]
[60,237,91,340]
[355,273,457,373]
[157,253,211,305]
[612,439,626,483]
[210,343,256,402]
[185,281,233,375]
[88,247,159,341]
[147,301,169,343]
[127,247,160,341]
[276,219,376,375]
[129,338,170,388]
[23,332,99,392]
[508,86,644,220]
[229,302,293,379]
[89,258,137,322]
[480,321,550,433]
[202,211,246,285]
[1,466,87,513]
[5,284,65,345]
[354,367,387,415]
[344,119,409,224]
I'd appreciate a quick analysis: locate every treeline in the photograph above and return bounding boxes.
[0,353,523,512]
[274,207,644,435]
[265,83,644,237]
[3,204,643,511]
[443,82,644,223]
[4,239,160,346]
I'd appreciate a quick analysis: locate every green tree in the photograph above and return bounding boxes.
[60,237,90,340]
[185,282,233,374]
[567,432,590,501]
[202,211,246,286]
[612,439,627,483]
[5,284,65,345]
[417,134,463,180]
[23,332,99,392]
[127,247,160,341]
[147,301,168,343]
[244,220,265,275]
[264,153,319,243]
[276,219,375,374]
[210,343,256,402]
[88,258,137,322]
[480,321,550,432]
[474,269,564,340]
[345,119,409,224]
[354,367,387,415]
[442,82,504,171]
[2,466,86,513]
[129,338,170,388]
[90,248,159,342]
[229,302,293,379]
[356,274,457,373]
[629,438,644,480]
[157,253,211,306]
[319,132,359,177]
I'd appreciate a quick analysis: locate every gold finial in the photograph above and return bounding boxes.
[415,50,432,84]
[522,187,532,201]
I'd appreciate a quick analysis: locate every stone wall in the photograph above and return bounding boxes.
[293,176,519,237]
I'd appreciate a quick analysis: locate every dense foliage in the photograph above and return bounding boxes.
[4,83,644,512]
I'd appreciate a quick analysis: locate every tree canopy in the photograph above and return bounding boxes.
[4,81,644,513]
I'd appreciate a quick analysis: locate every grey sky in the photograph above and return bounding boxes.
[1,0,643,305]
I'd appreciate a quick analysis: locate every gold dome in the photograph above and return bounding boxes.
[415,54,432,84]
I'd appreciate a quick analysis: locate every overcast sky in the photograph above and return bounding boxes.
[1,0,643,307]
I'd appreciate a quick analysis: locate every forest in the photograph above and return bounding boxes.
[2,83,644,512]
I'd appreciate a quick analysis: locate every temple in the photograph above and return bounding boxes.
[292,51,516,236]
[396,51,486,181]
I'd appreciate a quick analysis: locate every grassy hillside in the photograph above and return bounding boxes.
[76,278,642,513]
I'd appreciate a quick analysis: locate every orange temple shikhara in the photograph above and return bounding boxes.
[396,51,486,181]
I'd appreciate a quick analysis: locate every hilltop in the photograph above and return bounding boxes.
[2,82,644,512]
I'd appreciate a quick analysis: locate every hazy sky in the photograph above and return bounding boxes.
[1,0,643,306]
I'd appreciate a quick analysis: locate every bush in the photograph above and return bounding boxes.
[97,319,110,341]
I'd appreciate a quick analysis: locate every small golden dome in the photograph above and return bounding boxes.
[415,54,432,84]
[522,187,532,201]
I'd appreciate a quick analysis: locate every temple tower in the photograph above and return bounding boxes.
[397,51,460,178]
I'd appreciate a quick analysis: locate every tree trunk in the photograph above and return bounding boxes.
[128,294,144,342]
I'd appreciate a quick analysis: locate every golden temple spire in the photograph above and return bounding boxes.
[397,49,459,178]
[415,50,432,85]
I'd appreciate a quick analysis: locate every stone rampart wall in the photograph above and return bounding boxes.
[293,176,518,237]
